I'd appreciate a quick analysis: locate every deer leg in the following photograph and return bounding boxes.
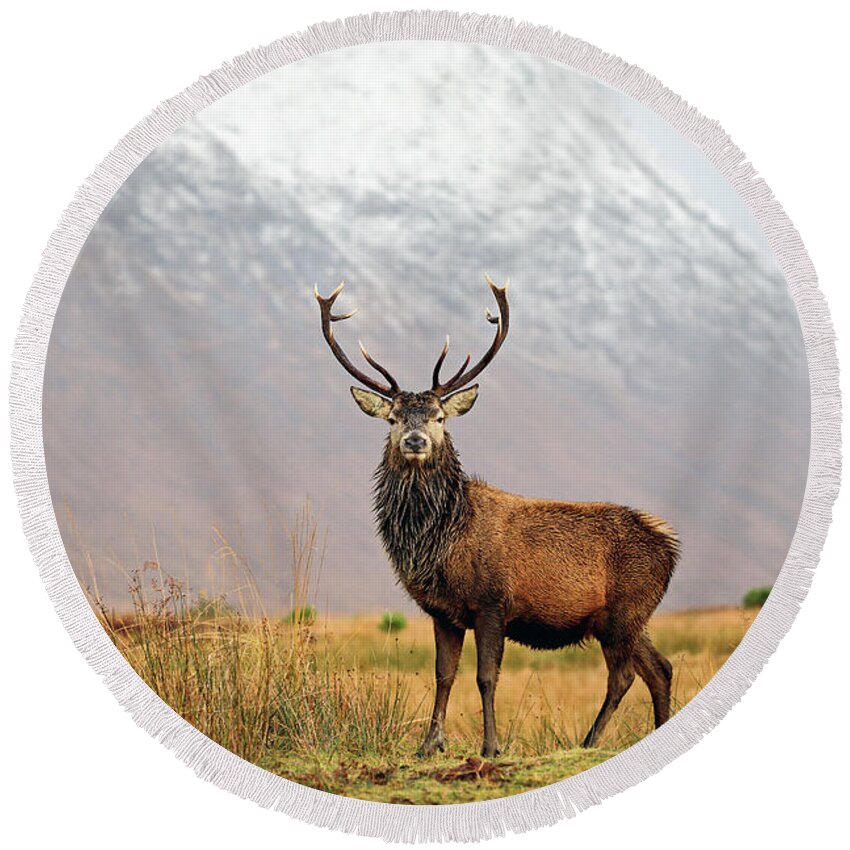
[418,617,465,757]
[582,644,636,748]
[473,608,506,758]
[634,633,673,729]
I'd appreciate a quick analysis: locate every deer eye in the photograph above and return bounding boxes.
[388,416,397,425]
[436,416,445,424]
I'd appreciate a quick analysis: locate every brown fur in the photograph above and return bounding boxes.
[412,482,678,754]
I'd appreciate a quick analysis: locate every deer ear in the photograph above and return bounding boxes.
[442,385,479,417]
[350,387,393,419]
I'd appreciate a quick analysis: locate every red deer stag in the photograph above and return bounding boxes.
[314,278,679,757]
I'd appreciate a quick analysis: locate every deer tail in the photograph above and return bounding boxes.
[634,510,680,587]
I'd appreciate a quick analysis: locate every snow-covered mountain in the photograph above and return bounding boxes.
[44,42,809,613]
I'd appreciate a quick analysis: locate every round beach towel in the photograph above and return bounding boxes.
[10,11,840,842]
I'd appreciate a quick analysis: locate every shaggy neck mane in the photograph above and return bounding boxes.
[372,433,469,593]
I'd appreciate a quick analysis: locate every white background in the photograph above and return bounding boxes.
[2,2,846,847]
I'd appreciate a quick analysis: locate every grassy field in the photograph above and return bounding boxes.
[93,584,757,802]
[76,506,759,803]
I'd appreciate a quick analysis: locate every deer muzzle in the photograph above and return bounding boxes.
[401,431,430,459]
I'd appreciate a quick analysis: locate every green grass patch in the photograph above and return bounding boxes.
[743,586,772,608]
[286,605,317,625]
[379,611,408,633]
[257,748,619,804]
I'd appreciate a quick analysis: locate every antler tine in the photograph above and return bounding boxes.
[431,276,510,396]
[439,352,471,391]
[431,336,450,391]
[314,283,399,397]
[359,341,400,394]
[431,335,475,394]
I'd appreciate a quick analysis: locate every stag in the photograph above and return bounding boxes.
[314,278,678,757]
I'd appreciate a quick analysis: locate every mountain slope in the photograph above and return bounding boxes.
[44,42,809,612]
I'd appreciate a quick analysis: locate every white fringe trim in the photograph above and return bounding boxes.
[8,9,841,843]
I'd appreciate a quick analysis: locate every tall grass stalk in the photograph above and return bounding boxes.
[86,505,412,763]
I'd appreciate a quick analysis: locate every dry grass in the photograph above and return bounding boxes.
[302,605,757,755]
[77,504,758,802]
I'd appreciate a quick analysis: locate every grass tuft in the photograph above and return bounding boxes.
[379,611,408,633]
[743,586,772,608]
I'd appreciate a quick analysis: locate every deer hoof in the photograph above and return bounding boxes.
[481,742,501,758]
[417,734,446,758]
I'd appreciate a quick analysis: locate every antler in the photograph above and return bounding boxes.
[431,276,510,396]
[315,282,400,397]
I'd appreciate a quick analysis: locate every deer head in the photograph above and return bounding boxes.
[315,277,510,464]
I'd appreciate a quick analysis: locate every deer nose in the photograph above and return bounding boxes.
[402,433,428,453]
